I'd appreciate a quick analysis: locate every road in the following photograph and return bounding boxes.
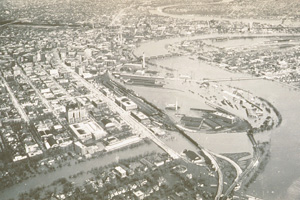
[209,150,243,198]
[57,57,181,159]
[17,66,74,147]
[222,148,259,198]
[40,64,75,101]
[17,67,67,127]
[1,72,46,151]
[20,70,56,115]
[211,152,243,180]
[1,76,30,122]
[202,148,224,200]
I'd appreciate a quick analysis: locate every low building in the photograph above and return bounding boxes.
[183,150,203,164]
[114,166,127,178]
[102,88,112,97]
[150,127,166,136]
[70,123,92,142]
[210,111,236,124]
[59,140,73,152]
[49,69,59,78]
[131,111,150,124]
[120,73,165,87]
[13,66,21,77]
[74,141,88,155]
[25,143,43,158]
[104,136,141,152]
[115,96,137,111]
[87,121,107,140]
[203,118,222,130]
[70,120,107,142]
[246,108,257,118]
[181,116,203,129]
[91,99,107,109]
[13,155,27,163]
[74,141,105,156]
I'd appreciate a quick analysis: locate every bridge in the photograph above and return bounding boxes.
[201,148,223,200]
[203,77,265,83]
[166,76,265,84]
[0,20,17,28]
[0,18,31,28]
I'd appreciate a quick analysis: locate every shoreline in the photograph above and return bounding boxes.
[131,34,287,198]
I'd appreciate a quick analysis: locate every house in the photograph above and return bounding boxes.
[114,166,127,178]
[133,190,145,200]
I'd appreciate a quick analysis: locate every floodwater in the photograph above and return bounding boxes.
[0,143,162,200]
[134,36,300,200]
[2,32,299,200]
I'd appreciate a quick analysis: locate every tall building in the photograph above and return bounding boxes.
[67,103,88,124]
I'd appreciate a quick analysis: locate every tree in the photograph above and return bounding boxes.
[63,182,73,193]
[174,182,185,192]
[44,190,53,199]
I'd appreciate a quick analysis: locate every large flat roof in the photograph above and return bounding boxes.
[70,120,107,139]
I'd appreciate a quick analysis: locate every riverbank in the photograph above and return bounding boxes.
[132,32,300,199]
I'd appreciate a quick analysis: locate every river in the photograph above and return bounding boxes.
[3,20,299,200]
[133,35,300,200]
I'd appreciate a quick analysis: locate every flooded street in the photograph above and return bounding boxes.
[0,143,162,200]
